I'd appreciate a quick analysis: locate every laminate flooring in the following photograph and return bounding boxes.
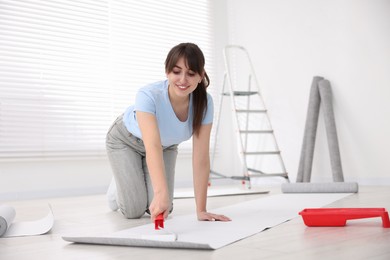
[1,186,389,260]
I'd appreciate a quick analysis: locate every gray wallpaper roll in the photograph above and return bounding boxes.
[296,76,344,183]
[318,80,344,182]
[281,182,358,193]
[296,76,323,182]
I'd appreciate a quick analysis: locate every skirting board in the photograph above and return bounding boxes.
[174,186,269,199]
[63,193,351,250]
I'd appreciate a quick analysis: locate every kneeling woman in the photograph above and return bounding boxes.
[106,42,231,222]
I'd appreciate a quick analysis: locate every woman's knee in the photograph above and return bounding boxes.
[120,205,146,219]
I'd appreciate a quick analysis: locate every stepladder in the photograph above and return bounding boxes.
[210,45,289,189]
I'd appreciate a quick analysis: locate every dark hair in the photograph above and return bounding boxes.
[165,43,210,136]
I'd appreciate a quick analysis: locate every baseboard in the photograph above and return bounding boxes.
[0,186,107,201]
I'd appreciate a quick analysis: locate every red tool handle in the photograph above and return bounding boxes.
[155,213,164,230]
[299,208,390,228]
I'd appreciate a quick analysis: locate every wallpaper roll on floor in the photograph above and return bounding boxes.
[281,182,358,193]
[0,205,16,237]
[0,205,54,238]
[63,193,351,250]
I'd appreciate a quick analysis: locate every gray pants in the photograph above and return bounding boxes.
[106,115,178,219]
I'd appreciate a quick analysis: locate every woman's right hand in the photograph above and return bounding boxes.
[149,190,170,222]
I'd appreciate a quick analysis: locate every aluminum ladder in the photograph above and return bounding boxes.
[210,45,289,189]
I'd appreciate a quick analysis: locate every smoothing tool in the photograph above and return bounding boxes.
[141,213,178,241]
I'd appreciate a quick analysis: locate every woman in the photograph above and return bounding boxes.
[106,43,231,222]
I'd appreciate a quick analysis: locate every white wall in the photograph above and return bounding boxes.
[221,0,390,184]
[0,158,111,200]
[0,154,194,200]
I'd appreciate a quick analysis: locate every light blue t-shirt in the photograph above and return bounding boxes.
[123,80,213,147]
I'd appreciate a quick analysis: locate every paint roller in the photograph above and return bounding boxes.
[282,77,358,193]
[140,213,177,242]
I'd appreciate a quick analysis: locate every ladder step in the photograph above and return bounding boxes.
[247,168,266,174]
[210,170,250,181]
[236,109,267,113]
[240,130,273,134]
[222,91,258,96]
[244,151,281,155]
[247,168,287,175]
[248,172,289,178]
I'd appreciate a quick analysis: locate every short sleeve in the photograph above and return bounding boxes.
[202,93,214,124]
[134,89,156,115]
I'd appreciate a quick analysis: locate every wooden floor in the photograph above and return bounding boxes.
[1,186,390,260]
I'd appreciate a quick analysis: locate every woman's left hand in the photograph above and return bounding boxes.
[197,211,231,222]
